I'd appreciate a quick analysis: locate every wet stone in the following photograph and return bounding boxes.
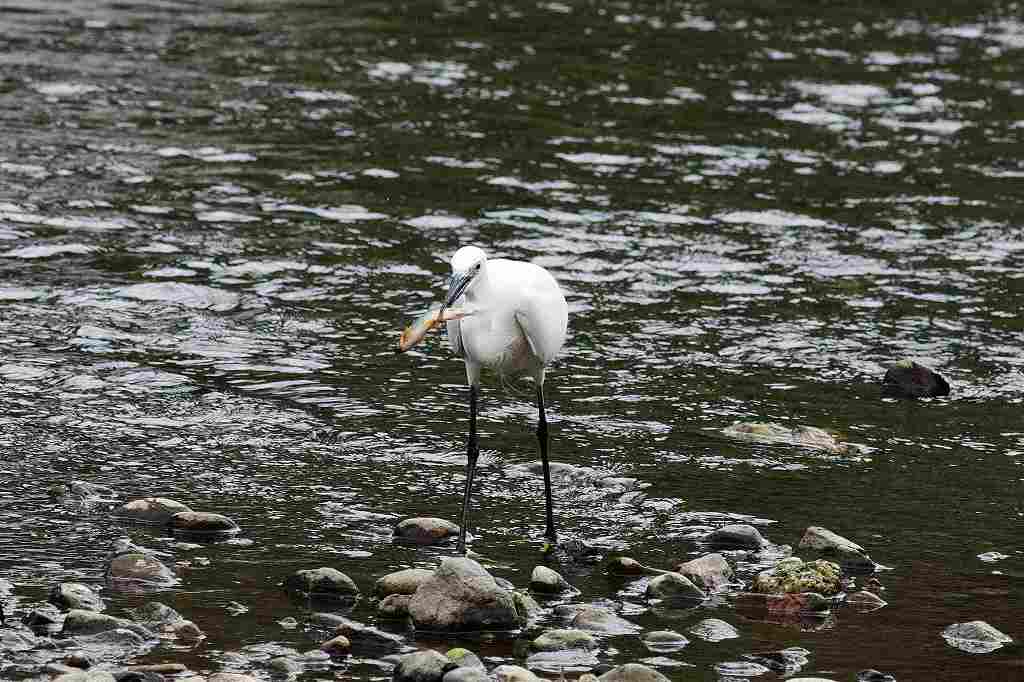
[858,670,897,682]
[393,517,460,545]
[394,649,456,682]
[715,661,772,678]
[378,593,412,618]
[882,359,950,398]
[408,558,519,631]
[168,511,240,538]
[53,672,118,682]
[269,656,302,674]
[688,618,739,642]
[799,526,877,572]
[106,553,177,587]
[491,665,543,682]
[320,634,351,657]
[531,628,597,652]
[676,553,733,591]
[62,651,92,668]
[597,663,671,682]
[443,667,489,682]
[526,647,600,674]
[310,613,404,652]
[606,556,661,576]
[375,568,434,597]
[112,498,191,525]
[60,609,154,639]
[645,572,706,601]
[744,647,810,674]
[208,674,260,682]
[706,524,768,549]
[445,647,485,669]
[569,606,639,634]
[941,620,1013,653]
[752,557,841,596]
[640,630,689,653]
[283,567,360,599]
[49,583,105,612]
[529,565,573,595]
[847,590,887,609]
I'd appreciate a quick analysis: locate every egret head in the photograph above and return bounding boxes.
[444,246,487,308]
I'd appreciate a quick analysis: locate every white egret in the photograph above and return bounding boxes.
[437,245,569,554]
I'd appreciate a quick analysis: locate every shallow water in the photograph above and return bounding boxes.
[1,1,1023,680]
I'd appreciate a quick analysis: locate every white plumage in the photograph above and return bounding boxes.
[439,245,568,553]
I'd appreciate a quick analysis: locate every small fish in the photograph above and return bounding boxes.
[397,306,471,353]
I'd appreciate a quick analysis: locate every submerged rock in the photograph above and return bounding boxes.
[676,553,733,591]
[492,665,543,682]
[569,606,639,634]
[394,650,457,682]
[941,620,1013,653]
[744,647,811,674]
[393,517,460,545]
[531,628,597,652]
[641,630,689,653]
[723,421,858,453]
[847,590,887,610]
[751,558,841,596]
[49,583,105,612]
[605,556,664,576]
[857,669,897,682]
[310,613,405,652]
[645,572,706,601]
[882,359,950,398]
[706,524,768,550]
[529,566,573,595]
[128,601,204,640]
[799,526,877,572]
[112,498,191,525]
[597,663,671,681]
[688,618,739,642]
[60,609,154,639]
[408,558,519,631]
[106,553,177,587]
[378,593,412,619]
[168,511,240,538]
[284,567,359,600]
[375,568,434,597]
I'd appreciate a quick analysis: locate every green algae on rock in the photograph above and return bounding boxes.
[751,558,842,596]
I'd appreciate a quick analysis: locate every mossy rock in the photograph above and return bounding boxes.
[751,558,841,596]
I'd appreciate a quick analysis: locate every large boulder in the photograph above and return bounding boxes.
[408,558,519,631]
[881,359,950,398]
[676,553,733,591]
[376,568,435,597]
[798,527,877,572]
[112,498,191,525]
[284,567,359,599]
[49,583,105,612]
[751,558,841,596]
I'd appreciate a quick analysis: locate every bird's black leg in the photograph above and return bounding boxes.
[457,384,479,554]
[537,384,558,545]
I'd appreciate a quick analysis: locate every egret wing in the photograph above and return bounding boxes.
[514,287,568,365]
[446,316,465,358]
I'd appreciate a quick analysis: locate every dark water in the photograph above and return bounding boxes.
[2,1,1023,680]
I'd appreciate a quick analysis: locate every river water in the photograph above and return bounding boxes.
[1,1,1022,680]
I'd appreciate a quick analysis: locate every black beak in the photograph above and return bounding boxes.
[439,271,472,318]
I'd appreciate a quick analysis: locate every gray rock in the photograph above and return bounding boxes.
[511,591,541,620]
[645,572,706,600]
[168,511,240,537]
[320,634,351,657]
[526,648,600,674]
[208,675,261,682]
[310,613,405,651]
[442,667,489,682]
[171,619,205,641]
[23,605,62,631]
[394,517,460,545]
[106,553,177,587]
[407,558,519,631]
[376,568,435,597]
[743,647,810,674]
[941,620,1013,653]
[445,648,485,669]
[53,672,118,682]
[799,527,878,572]
[882,359,950,398]
[128,601,183,629]
[60,610,154,639]
[531,628,597,652]
[569,607,639,634]
[268,656,302,674]
[847,591,887,610]
[857,670,896,682]
[491,665,542,682]
[688,618,740,642]
[49,583,105,612]
[597,663,671,682]
[394,649,456,682]
[379,593,412,619]
[706,524,768,549]
[529,566,572,595]
[640,630,689,652]
[605,556,664,576]
[284,567,359,599]
[112,498,191,525]
[676,553,733,591]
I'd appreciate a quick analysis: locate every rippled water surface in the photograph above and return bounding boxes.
[2,1,1023,680]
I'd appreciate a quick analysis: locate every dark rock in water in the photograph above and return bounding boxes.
[320,634,351,657]
[24,605,62,632]
[751,557,841,595]
[569,607,639,634]
[531,628,597,652]
[268,656,302,675]
[168,511,240,538]
[378,593,412,619]
[645,572,706,601]
[375,568,434,597]
[393,517,460,545]
[113,498,191,525]
[62,652,93,669]
[688,618,740,642]
[60,609,154,639]
[49,583,105,613]
[743,647,810,674]
[735,591,833,620]
[128,601,183,629]
[676,553,733,591]
[858,670,897,682]
[491,665,543,682]
[640,630,689,653]
[310,613,405,652]
[543,538,602,563]
[881,359,950,398]
[408,558,519,631]
[106,553,177,587]
[597,663,671,682]
[445,647,485,670]
[284,567,359,599]
[605,556,664,576]
[511,590,541,621]
[394,650,457,682]
[2,628,37,652]
[799,526,878,572]
[941,620,1013,653]
[529,566,573,595]
[122,663,188,675]
[706,524,768,549]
